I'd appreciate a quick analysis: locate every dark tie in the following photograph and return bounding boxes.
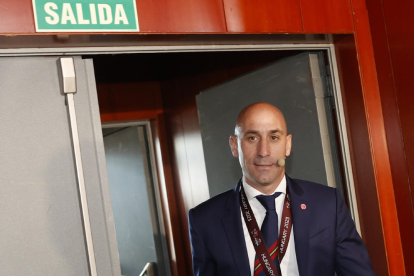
[254,192,282,276]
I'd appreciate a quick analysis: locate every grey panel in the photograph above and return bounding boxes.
[196,52,328,197]
[103,127,158,276]
[0,57,121,275]
[0,57,90,275]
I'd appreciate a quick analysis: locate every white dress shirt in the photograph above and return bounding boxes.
[241,175,300,276]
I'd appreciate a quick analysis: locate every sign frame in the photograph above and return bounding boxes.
[32,0,140,32]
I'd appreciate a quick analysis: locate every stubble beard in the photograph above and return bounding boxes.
[243,166,285,193]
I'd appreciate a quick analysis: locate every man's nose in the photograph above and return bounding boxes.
[258,139,271,157]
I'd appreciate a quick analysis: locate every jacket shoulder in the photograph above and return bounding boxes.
[189,188,233,217]
[291,178,338,201]
[294,178,335,190]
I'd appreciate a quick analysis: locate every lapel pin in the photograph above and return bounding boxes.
[301,204,307,210]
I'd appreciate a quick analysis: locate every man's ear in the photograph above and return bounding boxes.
[285,134,292,157]
[229,135,239,157]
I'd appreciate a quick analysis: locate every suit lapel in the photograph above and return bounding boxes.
[221,181,251,276]
[287,176,310,276]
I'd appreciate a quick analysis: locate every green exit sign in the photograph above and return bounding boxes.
[32,0,139,32]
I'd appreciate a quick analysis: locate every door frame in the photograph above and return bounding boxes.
[102,120,172,276]
[0,42,361,246]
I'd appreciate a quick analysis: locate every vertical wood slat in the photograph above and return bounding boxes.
[300,0,354,33]
[364,0,414,273]
[350,0,406,274]
[223,0,303,33]
[334,35,388,276]
[381,0,414,231]
[152,114,189,276]
[160,77,198,276]
[381,0,414,203]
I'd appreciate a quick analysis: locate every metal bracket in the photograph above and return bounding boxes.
[139,262,156,276]
[59,57,98,276]
[59,58,77,94]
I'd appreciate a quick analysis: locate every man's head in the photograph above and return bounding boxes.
[229,102,292,194]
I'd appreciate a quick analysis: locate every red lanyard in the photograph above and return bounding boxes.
[240,183,293,276]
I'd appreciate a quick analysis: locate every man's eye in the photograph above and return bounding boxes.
[248,136,257,141]
[271,136,279,140]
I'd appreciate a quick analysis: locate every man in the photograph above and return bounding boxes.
[188,102,375,276]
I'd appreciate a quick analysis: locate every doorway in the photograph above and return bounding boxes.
[0,44,358,276]
[90,48,358,275]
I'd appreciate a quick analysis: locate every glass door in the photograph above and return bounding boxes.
[102,122,171,276]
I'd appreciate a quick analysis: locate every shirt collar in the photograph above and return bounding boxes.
[243,175,287,201]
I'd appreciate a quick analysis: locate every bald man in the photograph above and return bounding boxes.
[188,103,375,276]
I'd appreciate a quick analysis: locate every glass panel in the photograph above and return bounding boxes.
[103,125,169,276]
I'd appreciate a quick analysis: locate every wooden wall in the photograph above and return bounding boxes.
[0,0,354,34]
[364,0,414,275]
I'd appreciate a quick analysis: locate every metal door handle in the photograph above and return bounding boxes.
[59,57,98,276]
[139,262,155,276]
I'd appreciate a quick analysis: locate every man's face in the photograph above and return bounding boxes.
[230,106,292,190]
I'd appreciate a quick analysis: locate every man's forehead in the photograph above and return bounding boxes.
[235,103,288,134]
[241,120,286,133]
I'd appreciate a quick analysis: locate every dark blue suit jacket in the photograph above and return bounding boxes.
[188,176,376,276]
